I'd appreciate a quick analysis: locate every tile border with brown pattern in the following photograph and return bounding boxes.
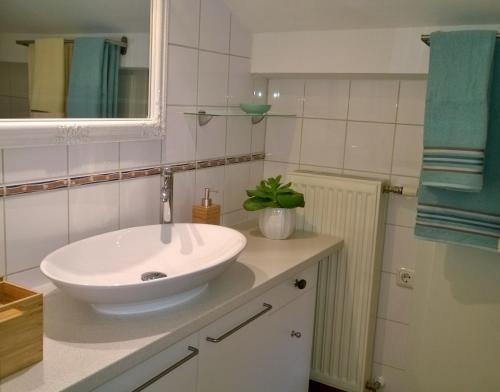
[0,153,265,197]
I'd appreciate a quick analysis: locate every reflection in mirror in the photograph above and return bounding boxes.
[0,0,150,119]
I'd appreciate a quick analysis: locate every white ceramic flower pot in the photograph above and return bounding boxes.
[258,208,296,240]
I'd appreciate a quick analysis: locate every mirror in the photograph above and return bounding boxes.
[0,0,151,120]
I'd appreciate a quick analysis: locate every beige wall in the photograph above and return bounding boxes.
[408,243,500,392]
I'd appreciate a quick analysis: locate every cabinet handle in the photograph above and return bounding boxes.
[132,346,199,392]
[291,330,302,338]
[206,303,273,343]
[294,279,307,290]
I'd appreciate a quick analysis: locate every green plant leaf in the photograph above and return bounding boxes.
[243,174,305,210]
[243,197,275,211]
[276,192,305,208]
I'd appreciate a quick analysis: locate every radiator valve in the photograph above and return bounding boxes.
[365,376,385,391]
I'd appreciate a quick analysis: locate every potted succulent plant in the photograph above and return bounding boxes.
[243,175,305,240]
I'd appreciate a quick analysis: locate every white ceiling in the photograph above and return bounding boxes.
[224,0,500,32]
[0,0,150,34]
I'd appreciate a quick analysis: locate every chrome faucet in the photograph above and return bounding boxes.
[161,168,173,224]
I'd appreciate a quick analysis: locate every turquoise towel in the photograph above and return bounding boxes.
[415,41,500,252]
[67,38,120,118]
[421,30,497,192]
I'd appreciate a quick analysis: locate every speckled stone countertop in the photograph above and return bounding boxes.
[1,223,342,392]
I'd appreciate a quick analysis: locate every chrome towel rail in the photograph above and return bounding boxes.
[421,33,500,46]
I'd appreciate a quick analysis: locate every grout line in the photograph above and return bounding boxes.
[6,264,45,277]
[342,80,352,172]
[168,42,251,60]
[388,81,402,177]
[372,361,407,372]
[297,81,306,165]
[376,316,410,327]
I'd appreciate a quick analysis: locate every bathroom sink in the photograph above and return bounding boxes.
[40,224,247,315]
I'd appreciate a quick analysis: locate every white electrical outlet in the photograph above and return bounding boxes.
[397,268,415,289]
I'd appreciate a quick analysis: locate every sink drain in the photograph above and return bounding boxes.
[141,271,167,281]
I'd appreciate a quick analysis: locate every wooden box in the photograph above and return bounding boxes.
[0,278,43,379]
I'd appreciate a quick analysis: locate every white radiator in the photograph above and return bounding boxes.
[289,171,385,392]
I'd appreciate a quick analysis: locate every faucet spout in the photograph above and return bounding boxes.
[161,168,174,224]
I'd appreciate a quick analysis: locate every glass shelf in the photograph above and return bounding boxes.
[184,110,296,126]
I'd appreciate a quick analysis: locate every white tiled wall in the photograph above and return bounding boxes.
[264,77,427,391]
[0,0,263,278]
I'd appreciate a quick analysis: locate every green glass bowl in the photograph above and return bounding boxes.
[240,104,271,114]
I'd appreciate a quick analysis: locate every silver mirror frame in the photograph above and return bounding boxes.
[0,0,167,148]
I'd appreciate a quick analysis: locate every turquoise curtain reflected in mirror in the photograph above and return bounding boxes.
[67,37,121,118]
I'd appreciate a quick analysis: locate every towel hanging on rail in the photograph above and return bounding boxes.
[421,30,497,192]
[66,37,121,118]
[416,40,500,252]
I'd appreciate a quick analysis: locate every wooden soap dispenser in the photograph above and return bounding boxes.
[192,188,220,225]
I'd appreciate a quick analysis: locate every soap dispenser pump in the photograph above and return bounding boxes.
[192,188,220,225]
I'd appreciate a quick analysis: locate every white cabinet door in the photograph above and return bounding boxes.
[197,284,316,392]
[93,334,198,392]
[197,297,276,392]
[261,288,316,392]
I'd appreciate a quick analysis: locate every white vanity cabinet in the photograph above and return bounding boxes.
[197,264,318,392]
[93,334,199,392]
[94,263,318,392]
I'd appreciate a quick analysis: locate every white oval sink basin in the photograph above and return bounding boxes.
[40,224,247,315]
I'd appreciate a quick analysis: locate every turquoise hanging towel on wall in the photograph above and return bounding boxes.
[67,38,121,118]
[421,30,497,192]
[415,40,500,252]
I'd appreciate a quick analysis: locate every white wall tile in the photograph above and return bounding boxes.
[0,150,3,183]
[229,16,252,57]
[397,80,427,125]
[377,272,412,324]
[195,166,224,207]
[120,140,161,169]
[299,164,342,175]
[120,177,161,229]
[344,121,394,174]
[69,143,119,175]
[0,199,5,277]
[168,0,200,48]
[372,363,408,392]
[222,209,248,227]
[342,169,390,181]
[197,51,229,106]
[196,114,226,159]
[69,183,119,242]
[263,161,299,181]
[392,125,423,177]
[386,176,419,228]
[164,106,197,164]
[226,117,252,156]
[173,170,195,223]
[167,45,198,106]
[374,318,409,370]
[267,79,304,115]
[251,120,266,153]
[252,76,268,104]
[304,79,349,119]
[199,0,230,53]
[224,162,250,213]
[249,160,264,186]
[348,80,399,123]
[382,225,418,273]
[6,268,50,291]
[300,119,346,168]
[265,117,302,163]
[228,56,253,106]
[4,146,67,183]
[5,190,68,274]
[0,96,10,118]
